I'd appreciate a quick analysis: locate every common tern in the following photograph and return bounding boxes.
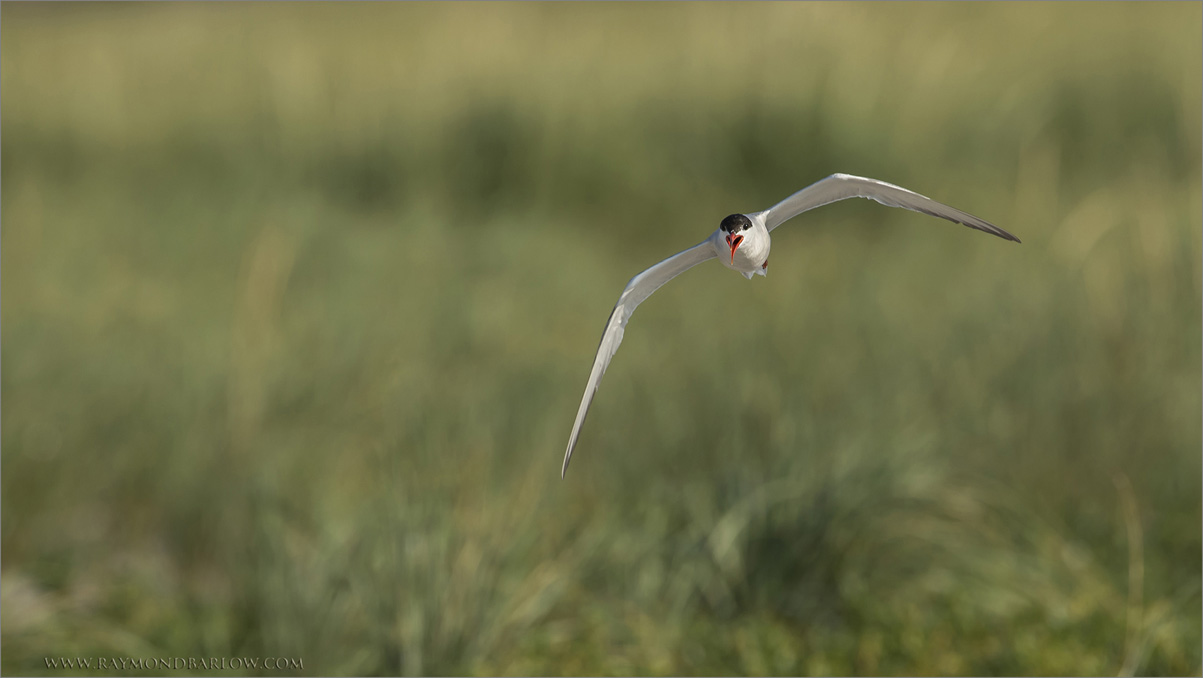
[561,173,1019,477]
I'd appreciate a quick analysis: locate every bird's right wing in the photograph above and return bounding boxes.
[562,238,717,478]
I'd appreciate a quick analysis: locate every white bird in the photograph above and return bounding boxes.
[561,173,1020,477]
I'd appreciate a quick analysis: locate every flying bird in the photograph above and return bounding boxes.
[561,173,1019,477]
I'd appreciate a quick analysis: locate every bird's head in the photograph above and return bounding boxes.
[720,213,752,263]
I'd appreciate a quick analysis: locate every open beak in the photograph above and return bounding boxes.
[725,233,744,264]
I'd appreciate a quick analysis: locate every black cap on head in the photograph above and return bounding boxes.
[720,214,752,233]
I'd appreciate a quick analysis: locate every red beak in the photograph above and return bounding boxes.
[725,233,744,264]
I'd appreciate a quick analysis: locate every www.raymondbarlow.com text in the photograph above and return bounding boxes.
[45,656,303,671]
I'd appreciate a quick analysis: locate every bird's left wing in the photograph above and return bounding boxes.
[758,173,1020,242]
[562,239,717,477]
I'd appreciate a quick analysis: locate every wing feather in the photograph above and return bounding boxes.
[562,239,716,477]
[760,173,1020,242]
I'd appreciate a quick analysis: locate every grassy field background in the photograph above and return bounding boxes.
[2,3,1200,675]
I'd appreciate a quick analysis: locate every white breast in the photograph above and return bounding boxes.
[712,217,771,276]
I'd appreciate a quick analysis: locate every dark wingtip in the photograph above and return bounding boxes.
[969,219,1020,243]
[979,221,1020,243]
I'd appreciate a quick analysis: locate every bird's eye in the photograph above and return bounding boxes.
[741,222,751,231]
[720,214,745,233]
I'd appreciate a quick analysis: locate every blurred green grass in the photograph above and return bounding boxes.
[2,2,1200,675]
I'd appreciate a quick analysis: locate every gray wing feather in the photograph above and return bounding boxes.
[562,239,717,477]
[761,173,1020,242]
